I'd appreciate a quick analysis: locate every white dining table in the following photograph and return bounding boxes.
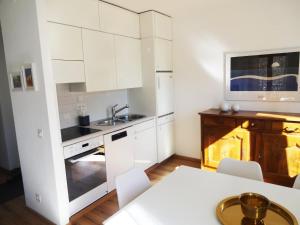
[104,166,300,225]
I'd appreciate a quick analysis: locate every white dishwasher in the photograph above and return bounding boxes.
[104,127,135,192]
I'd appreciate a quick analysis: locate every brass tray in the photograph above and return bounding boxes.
[216,196,298,225]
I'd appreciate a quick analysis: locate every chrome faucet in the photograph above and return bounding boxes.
[111,104,129,121]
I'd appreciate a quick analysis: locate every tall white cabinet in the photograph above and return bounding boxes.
[129,11,175,163]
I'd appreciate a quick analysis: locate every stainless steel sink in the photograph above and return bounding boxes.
[95,114,146,126]
[96,119,125,126]
[117,114,146,122]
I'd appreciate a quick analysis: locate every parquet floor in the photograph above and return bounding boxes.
[0,156,200,225]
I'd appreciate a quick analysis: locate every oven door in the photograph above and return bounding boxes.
[65,146,107,202]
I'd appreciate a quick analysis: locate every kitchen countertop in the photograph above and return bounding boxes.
[61,116,156,147]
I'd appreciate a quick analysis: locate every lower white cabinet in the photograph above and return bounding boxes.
[133,119,157,171]
[157,114,175,163]
[104,127,135,192]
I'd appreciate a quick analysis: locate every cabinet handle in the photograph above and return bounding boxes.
[158,77,160,89]
[250,122,256,127]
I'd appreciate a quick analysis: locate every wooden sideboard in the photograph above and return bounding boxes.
[199,109,300,187]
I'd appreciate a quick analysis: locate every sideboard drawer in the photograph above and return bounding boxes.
[203,116,236,128]
[241,119,265,130]
[272,122,300,133]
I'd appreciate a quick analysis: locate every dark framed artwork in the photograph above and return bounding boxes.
[225,48,300,101]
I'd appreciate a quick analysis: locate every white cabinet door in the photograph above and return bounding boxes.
[115,36,143,89]
[104,128,135,192]
[52,60,85,84]
[156,73,174,116]
[155,13,173,40]
[82,29,117,92]
[48,22,83,60]
[157,115,175,163]
[99,1,140,38]
[155,39,172,71]
[46,0,99,30]
[133,120,157,171]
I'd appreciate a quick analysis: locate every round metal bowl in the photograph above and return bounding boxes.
[239,192,270,222]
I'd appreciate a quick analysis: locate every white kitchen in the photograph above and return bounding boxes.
[0,1,300,225]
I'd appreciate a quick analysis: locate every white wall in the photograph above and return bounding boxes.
[0,25,19,170]
[105,0,300,159]
[57,85,128,128]
[0,1,69,224]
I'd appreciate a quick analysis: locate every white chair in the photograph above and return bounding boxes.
[293,175,300,189]
[217,158,264,181]
[115,168,151,208]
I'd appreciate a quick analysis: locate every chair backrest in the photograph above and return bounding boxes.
[293,175,300,189]
[116,168,151,208]
[217,158,264,181]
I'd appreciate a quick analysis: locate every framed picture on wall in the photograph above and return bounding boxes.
[10,71,23,91]
[224,48,300,101]
[22,63,38,91]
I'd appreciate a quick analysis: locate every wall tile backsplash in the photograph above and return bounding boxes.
[56,84,128,128]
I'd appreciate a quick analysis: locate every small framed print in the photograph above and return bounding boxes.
[10,72,23,91]
[22,63,38,91]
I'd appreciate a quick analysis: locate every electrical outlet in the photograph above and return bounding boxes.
[35,193,42,203]
[37,129,43,138]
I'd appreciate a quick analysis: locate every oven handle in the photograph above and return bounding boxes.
[67,148,103,164]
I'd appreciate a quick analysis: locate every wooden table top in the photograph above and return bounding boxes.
[199,108,300,122]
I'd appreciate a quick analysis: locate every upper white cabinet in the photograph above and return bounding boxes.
[48,22,85,84]
[52,61,85,84]
[140,11,173,40]
[115,36,142,89]
[46,0,100,30]
[78,29,117,92]
[99,1,140,38]
[155,13,173,40]
[48,23,83,60]
[155,39,173,71]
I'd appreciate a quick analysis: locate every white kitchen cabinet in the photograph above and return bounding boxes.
[48,22,83,60]
[157,114,175,163]
[155,39,173,71]
[140,11,173,41]
[105,128,135,192]
[155,13,173,40]
[52,60,85,84]
[79,29,117,92]
[48,22,85,84]
[46,0,99,30]
[115,36,143,89]
[99,1,140,38]
[156,73,174,117]
[133,119,157,171]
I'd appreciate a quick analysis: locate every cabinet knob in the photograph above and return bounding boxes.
[251,122,255,127]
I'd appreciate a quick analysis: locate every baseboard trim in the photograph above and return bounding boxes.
[173,154,201,164]
[70,190,117,222]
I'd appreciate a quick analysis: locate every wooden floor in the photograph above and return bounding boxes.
[0,156,200,225]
